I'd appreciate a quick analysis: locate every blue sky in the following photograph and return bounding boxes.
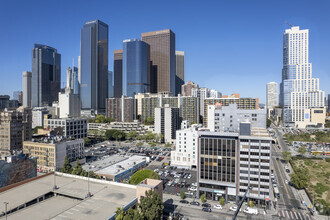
[0,0,329,103]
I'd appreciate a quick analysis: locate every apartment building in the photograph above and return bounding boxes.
[155,105,180,144]
[88,121,154,135]
[23,138,84,172]
[44,118,87,139]
[106,96,135,122]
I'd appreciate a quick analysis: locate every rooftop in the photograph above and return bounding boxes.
[0,172,137,220]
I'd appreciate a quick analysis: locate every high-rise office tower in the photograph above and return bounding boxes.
[141,29,176,94]
[175,51,184,95]
[80,20,108,114]
[66,67,72,90]
[122,39,150,97]
[23,71,32,107]
[328,94,330,113]
[108,71,113,98]
[72,66,79,95]
[280,26,325,128]
[114,49,123,98]
[266,82,278,110]
[31,44,61,107]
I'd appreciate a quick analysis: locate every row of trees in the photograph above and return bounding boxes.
[88,115,115,123]
[59,157,99,179]
[116,190,163,220]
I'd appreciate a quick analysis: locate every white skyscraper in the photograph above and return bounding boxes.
[266,82,278,110]
[280,26,325,128]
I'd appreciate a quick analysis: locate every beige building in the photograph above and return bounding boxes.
[182,81,198,97]
[0,107,32,157]
[136,178,163,202]
[23,139,84,172]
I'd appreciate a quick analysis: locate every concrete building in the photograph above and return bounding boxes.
[44,118,87,139]
[0,153,37,188]
[203,97,260,127]
[171,124,202,169]
[155,105,180,144]
[58,89,81,118]
[23,71,32,107]
[88,155,146,182]
[197,124,272,208]
[175,51,185,95]
[136,178,163,202]
[0,172,159,220]
[210,89,222,98]
[32,44,61,107]
[32,107,49,128]
[280,26,325,128]
[266,82,278,110]
[308,107,326,128]
[23,138,84,172]
[17,106,32,142]
[207,103,266,132]
[141,29,176,94]
[122,39,150,97]
[88,121,153,135]
[106,96,135,122]
[192,87,210,117]
[113,49,123,98]
[80,20,108,115]
[182,81,198,97]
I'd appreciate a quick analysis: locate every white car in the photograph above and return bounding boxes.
[243,207,258,215]
[285,180,288,184]
[192,182,197,187]
[188,187,197,191]
[229,206,241,212]
[213,204,222,209]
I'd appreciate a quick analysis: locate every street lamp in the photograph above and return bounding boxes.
[3,202,8,220]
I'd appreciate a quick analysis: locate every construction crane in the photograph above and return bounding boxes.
[232,186,252,220]
[286,22,294,27]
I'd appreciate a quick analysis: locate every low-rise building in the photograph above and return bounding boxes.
[88,120,153,135]
[23,138,84,172]
[207,103,266,132]
[44,118,87,139]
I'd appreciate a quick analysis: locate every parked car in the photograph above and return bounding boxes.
[180,200,189,204]
[202,207,212,212]
[285,179,288,184]
[213,204,222,209]
[243,207,258,215]
[202,203,211,208]
[229,206,241,212]
[188,186,197,191]
[190,201,200,206]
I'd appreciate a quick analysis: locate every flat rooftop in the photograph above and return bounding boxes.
[0,172,137,220]
[96,155,146,177]
[82,155,127,172]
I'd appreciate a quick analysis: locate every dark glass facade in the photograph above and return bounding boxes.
[80,20,108,113]
[122,39,150,97]
[31,44,61,107]
[113,50,123,98]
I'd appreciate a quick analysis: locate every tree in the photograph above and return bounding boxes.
[128,169,159,185]
[149,142,156,147]
[249,201,254,208]
[298,146,307,155]
[266,118,272,128]
[123,207,143,220]
[72,159,83,176]
[84,138,91,146]
[180,190,185,199]
[219,197,225,206]
[95,114,106,123]
[139,189,163,220]
[136,142,143,147]
[115,207,125,220]
[144,117,154,125]
[290,168,310,189]
[59,156,72,173]
[165,142,171,148]
[88,118,96,123]
[282,151,292,162]
[127,131,137,141]
[201,194,206,203]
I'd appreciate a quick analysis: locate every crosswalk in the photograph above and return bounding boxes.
[277,210,312,220]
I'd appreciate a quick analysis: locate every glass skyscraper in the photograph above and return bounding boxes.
[280,26,325,127]
[122,39,150,97]
[80,20,108,114]
[31,44,61,107]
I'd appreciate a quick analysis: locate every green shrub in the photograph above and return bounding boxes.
[129,169,159,185]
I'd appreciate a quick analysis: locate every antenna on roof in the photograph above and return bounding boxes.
[286,22,294,27]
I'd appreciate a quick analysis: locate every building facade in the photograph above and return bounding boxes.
[32,44,61,107]
[207,103,266,132]
[280,26,325,128]
[192,87,210,117]
[32,107,49,128]
[122,39,150,97]
[114,49,123,98]
[154,105,180,144]
[182,81,198,97]
[108,71,113,98]
[141,29,176,94]
[44,118,87,139]
[23,71,32,107]
[80,20,108,114]
[106,96,135,122]
[58,90,81,118]
[175,51,185,96]
[266,82,278,112]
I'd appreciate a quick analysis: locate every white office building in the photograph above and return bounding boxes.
[266,82,278,110]
[280,26,325,128]
[32,107,49,128]
[192,87,210,117]
[210,89,222,98]
[171,124,202,169]
[58,89,81,118]
[44,118,87,139]
[207,103,266,132]
[154,105,180,144]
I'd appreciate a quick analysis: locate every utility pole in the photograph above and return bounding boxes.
[3,202,8,220]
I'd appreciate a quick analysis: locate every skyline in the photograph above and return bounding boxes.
[0,0,330,103]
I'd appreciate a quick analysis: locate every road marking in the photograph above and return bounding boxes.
[289,211,294,219]
[274,156,291,199]
[306,214,311,220]
[293,211,298,219]
[65,211,73,215]
[285,210,289,218]
[297,212,303,220]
